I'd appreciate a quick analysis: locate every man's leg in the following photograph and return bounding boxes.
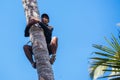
[23,45,36,68]
[49,36,58,64]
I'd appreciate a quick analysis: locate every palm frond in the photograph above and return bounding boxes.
[90,56,110,79]
[105,34,120,53]
[109,77,120,80]
[100,74,120,78]
[92,44,116,55]
[90,34,120,80]
[94,52,117,59]
[103,69,120,72]
[91,57,111,62]
[89,65,108,80]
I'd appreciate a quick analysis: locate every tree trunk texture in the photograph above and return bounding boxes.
[22,0,54,80]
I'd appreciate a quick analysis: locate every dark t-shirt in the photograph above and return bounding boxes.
[24,22,53,44]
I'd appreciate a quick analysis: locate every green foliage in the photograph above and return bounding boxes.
[90,34,120,80]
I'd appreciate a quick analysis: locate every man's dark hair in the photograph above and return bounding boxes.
[41,13,49,20]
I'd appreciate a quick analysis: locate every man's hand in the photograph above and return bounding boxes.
[31,17,40,22]
[27,17,40,27]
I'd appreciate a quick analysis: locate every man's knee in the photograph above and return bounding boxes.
[53,36,58,40]
[51,36,58,48]
[52,36,58,43]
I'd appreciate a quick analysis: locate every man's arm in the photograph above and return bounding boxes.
[24,19,40,37]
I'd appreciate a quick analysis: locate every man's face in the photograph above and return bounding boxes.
[42,17,49,24]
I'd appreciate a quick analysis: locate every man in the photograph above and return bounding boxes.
[23,13,58,68]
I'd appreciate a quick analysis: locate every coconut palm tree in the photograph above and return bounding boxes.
[22,0,54,80]
[90,34,120,80]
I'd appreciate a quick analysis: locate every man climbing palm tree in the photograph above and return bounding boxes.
[23,13,58,68]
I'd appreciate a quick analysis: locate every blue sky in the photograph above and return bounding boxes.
[0,0,120,80]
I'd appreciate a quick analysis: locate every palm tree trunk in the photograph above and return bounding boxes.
[22,0,54,80]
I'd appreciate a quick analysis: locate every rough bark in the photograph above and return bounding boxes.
[22,0,54,80]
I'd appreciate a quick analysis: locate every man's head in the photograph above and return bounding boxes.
[41,13,49,24]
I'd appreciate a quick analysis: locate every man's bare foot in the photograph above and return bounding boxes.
[31,62,36,69]
[50,54,56,64]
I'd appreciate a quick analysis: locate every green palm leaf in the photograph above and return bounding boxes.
[94,52,116,59]
[92,44,116,55]
[90,34,120,80]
